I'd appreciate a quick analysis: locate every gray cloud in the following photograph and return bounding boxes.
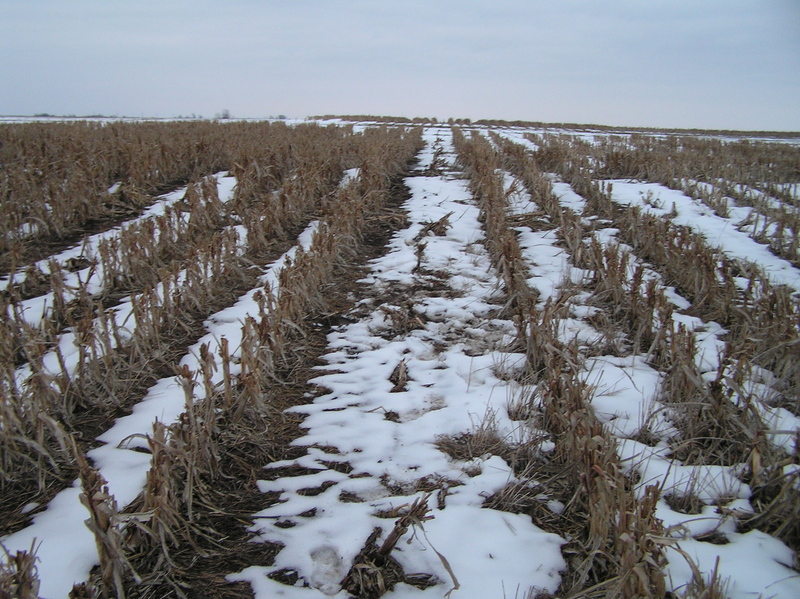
[1,0,798,129]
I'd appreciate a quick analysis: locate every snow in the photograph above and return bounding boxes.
[607,180,800,290]
[231,128,567,598]
[0,487,99,597]
[481,135,800,597]
[664,531,800,599]
[584,355,670,439]
[1,217,320,599]
[547,174,588,213]
[388,506,566,598]
[4,173,237,329]
[494,128,540,152]
[3,123,799,599]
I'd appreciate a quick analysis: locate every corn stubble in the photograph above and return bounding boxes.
[1,121,422,595]
[2,118,798,598]
[452,128,799,597]
[452,129,671,597]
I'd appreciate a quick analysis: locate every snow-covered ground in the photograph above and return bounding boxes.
[229,128,800,598]
[229,128,567,598]
[606,180,800,290]
[494,143,800,597]
[2,123,798,598]
[2,218,319,598]
[3,174,237,328]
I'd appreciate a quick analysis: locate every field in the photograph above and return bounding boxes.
[1,117,799,599]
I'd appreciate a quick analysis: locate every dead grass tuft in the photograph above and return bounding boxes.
[0,540,40,599]
[343,495,440,598]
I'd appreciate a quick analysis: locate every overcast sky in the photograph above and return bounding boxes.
[1,1,799,130]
